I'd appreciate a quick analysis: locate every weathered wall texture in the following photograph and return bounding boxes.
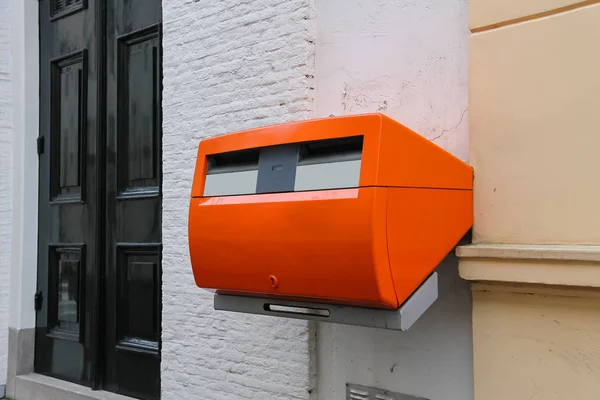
[315,0,469,161]
[0,0,12,387]
[314,1,473,399]
[161,1,316,399]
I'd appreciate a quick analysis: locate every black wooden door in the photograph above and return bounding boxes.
[36,1,162,399]
[36,0,103,388]
[103,0,162,398]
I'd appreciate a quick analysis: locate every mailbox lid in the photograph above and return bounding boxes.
[188,187,399,309]
[191,113,473,199]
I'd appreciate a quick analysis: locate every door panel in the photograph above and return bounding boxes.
[116,27,161,199]
[50,50,88,203]
[105,1,162,398]
[36,0,101,387]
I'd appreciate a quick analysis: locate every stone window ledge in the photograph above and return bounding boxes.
[456,243,600,288]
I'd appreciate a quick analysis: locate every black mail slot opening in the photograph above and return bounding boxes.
[264,303,331,318]
[298,135,363,165]
[207,148,260,174]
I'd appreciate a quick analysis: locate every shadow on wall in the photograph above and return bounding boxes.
[317,253,474,400]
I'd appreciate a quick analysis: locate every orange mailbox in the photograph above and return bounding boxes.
[189,113,472,331]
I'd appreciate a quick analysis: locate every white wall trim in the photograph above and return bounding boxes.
[9,0,40,331]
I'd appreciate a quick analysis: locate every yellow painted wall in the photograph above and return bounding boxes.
[470,3,600,245]
[472,285,600,400]
[470,0,592,30]
[462,1,600,399]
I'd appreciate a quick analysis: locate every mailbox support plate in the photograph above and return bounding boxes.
[213,272,438,331]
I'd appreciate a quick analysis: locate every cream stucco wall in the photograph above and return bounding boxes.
[469,0,588,30]
[469,2,600,245]
[459,1,600,399]
[315,1,473,399]
[472,284,600,400]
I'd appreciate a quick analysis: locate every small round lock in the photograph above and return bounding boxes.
[269,275,279,289]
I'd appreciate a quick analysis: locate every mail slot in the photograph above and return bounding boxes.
[188,113,473,329]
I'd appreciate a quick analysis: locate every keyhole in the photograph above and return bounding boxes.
[269,275,278,288]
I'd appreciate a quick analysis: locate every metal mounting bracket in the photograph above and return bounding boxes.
[213,272,438,331]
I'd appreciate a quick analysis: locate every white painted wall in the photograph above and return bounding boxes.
[317,258,473,400]
[315,0,469,161]
[8,0,39,333]
[0,0,12,387]
[314,1,473,399]
[161,0,316,399]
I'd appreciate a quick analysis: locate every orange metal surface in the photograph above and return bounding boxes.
[378,116,473,190]
[188,113,474,309]
[188,188,399,309]
[386,187,473,304]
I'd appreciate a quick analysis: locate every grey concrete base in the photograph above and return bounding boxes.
[0,384,6,398]
[6,328,35,399]
[15,374,135,400]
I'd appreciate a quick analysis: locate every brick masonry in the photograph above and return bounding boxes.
[0,0,12,387]
[161,0,316,399]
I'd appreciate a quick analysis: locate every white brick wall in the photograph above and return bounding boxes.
[161,1,315,399]
[0,0,12,387]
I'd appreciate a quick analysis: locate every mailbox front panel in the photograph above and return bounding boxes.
[188,187,399,309]
[191,114,384,198]
[200,135,366,197]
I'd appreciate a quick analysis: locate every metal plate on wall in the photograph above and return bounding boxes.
[214,272,438,332]
[346,383,428,400]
